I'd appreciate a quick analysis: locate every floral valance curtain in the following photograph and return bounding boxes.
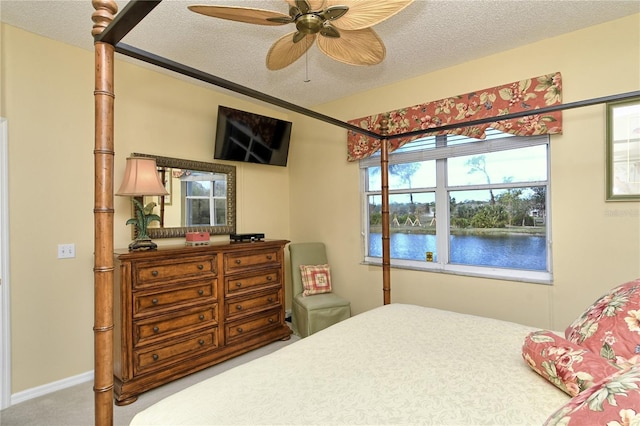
[346,72,563,161]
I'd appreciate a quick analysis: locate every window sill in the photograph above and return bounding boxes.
[362,257,553,285]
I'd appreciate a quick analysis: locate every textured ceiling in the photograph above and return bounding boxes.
[1,0,639,108]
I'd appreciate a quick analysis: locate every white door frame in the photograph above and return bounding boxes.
[0,117,11,409]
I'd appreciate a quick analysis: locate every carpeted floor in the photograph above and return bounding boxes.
[0,335,298,426]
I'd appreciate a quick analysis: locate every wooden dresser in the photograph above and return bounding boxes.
[113,240,291,405]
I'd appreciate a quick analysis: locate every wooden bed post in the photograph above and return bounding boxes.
[380,116,391,305]
[92,1,117,425]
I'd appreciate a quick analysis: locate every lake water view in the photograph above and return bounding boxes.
[369,232,547,270]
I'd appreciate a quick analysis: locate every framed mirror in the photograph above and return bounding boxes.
[132,153,236,237]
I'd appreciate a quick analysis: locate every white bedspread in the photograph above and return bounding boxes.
[130,303,569,425]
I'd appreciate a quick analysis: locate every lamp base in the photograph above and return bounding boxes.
[128,238,157,251]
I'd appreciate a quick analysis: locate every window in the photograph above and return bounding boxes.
[361,129,551,283]
[183,172,228,226]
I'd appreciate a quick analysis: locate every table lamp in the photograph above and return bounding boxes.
[116,157,169,251]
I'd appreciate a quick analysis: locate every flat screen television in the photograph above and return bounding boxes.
[214,105,292,167]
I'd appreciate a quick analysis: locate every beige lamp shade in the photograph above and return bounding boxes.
[116,157,169,196]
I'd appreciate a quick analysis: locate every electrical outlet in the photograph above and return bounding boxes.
[58,243,76,259]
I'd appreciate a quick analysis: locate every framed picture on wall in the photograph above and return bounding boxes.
[606,97,640,201]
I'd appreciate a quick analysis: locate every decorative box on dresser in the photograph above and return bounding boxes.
[113,239,291,405]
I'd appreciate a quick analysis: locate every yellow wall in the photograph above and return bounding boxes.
[1,13,639,396]
[1,24,291,393]
[290,14,640,329]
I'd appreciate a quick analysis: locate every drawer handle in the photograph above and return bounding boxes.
[235,259,241,265]
[268,297,274,303]
[152,298,158,305]
[199,314,205,320]
[198,339,205,346]
[236,327,243,333]
[268,318,275,324]
[153,326,159,333]
[236,282,242,288]
[236,305,243,311]
[267,276,273,281]
[151,270,158,277]
[198,289,204,296]
[152,354,159,361]
[197,264,204,270]
[266,255,273,260]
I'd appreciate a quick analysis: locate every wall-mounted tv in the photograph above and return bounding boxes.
[214,105,292,167]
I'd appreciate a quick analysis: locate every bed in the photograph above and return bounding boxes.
[129,303,569,425]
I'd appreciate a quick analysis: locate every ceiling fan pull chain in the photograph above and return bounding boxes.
[304,37,311,83]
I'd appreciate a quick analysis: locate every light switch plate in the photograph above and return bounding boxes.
[58,243,75,259]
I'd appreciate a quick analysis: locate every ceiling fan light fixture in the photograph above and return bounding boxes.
[296,14,324,34]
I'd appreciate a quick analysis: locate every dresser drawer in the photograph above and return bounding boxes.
[225,290,281,320]
[134,255,216,289]
[224,248,281,273]
[134,281,216,317]
[225,269,280,296]
[133,305,218,347]
[134,329,218,375]
[225,309,281,344]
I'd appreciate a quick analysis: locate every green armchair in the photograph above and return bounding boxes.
[288,242,351,338]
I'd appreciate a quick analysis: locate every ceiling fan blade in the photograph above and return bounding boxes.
[266,32,317,70]
[296,0,311,14]
[289,5,301,18]
[319,23,340,38]
[316,27,385,66]
[325,0,414,30]
[285,0,326,11]
[267,16,295,24]
[293,31,307,43]
[320,6,349,21]
[188,5,291,26]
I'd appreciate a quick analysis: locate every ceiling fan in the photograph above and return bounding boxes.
[188,0,415,70]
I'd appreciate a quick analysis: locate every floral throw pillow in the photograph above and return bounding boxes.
[544,363,640,426]
[565,278,640,367]
[523,330,619,396]
[300,264,332,297]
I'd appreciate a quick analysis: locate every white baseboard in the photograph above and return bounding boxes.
[10,370,94,406]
